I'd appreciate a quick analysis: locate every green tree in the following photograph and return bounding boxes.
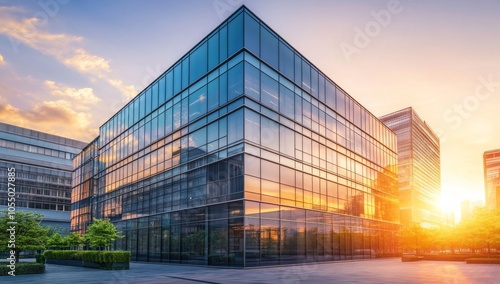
[46,233,69,250]
[0,210,48,263]
[65,232,83,250]
[462,207,500,257]
[398,223,431,255]
[83,219,124,251]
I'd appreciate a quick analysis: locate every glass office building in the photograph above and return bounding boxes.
[484,149,500,209]
[380,107,441,228]
[72,6,399,266]
[0,122,86,229]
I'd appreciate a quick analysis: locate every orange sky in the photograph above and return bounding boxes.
[0,0,498,220]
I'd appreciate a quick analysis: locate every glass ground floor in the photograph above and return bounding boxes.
[112,200,399,267]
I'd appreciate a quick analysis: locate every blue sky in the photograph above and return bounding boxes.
[1,0,499,217]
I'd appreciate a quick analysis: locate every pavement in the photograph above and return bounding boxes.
[2,258,499,284]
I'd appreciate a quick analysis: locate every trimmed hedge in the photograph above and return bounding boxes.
[465,258,500,264]
[0,262,45,276]
[44,250,131,264]
[402,255,424,262]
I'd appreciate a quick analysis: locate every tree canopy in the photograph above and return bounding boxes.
[83,219,124,250]
[0,210,48,263]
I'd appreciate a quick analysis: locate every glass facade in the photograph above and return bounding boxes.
[483,149,500,209]
[0,122,86,229]
[380,107,441,228]
[72,7,400,266]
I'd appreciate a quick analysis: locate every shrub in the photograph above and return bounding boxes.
[0,262,45,276]
[35,253,45,264]
[44,250,131,263]
[465,258,500,264]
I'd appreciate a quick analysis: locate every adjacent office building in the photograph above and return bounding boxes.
[72,6,400,266]
[0,122,86,230]
[460,199,483,221]
[484,149,500,209]
[380,107,441,228]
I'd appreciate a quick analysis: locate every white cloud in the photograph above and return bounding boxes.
[0,6,135,102]
[0,96,97,142]
[0,54,5,65]
[44,80,101,104]
[107,79,137,101]
[63,48,110,76]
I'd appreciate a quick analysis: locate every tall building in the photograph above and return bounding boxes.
[484,149,500,209]
[72,6,400,267]
[460,199,483,221]
[380,107,441,228]
[0,122,86,230]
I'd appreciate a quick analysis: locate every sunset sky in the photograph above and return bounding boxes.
[0,0,499,219]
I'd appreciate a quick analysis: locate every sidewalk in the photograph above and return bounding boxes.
[2,258,499,284]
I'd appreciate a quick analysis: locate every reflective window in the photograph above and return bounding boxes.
[228,109,243,144]
[244,109,260,144]
[182,57,189,89]
[244,12,260,56]
[260,73,279,111]
[190,41,207,83]
[219,72,228,105]
[260,26,278,69]
[207,78,219,111]
[279,85,294,119]
[173,63,181,95]
[227,62,243,101]
[208,33,219,70]
[219,25,228,62]
[228,13,243,56]
[189,86,207,121]
[159,75,166,104]
[244,62,260,101]
[278,42,294,81]
[166,70,173,101]
[260,116,279,152]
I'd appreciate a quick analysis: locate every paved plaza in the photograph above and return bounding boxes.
[3,258,499,284]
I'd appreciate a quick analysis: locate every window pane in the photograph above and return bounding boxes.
[260,73,279,112]
[244,12,259,56]
[190,42,208,83]
[207,78,219,111]
[244,109,260,144]
[280,125,295,157]
[208,33,219,70]
[301,60,310,93]
[260,26,278,69]
[166,70,173,101]
[279,41,294,80]
[182,58,189,90]
[310,67,318,98]
[173,64,181,95]
[219,72,227,105]
[244,62,260,101]
[228,13,243,56]
[159,75,166,104]
[228,109,243,144]
[152,82,159,110]
[279,85,294,118]
[189,86,207,121]
[228,62,243,102]
[326,81,336,109]
[220,25,228,62]
[260,116,279,152]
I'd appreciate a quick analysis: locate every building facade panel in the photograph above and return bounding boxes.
[0,122,86,229]
[484,149,500,209]
[72,7,400,266]
[380,108,441,228]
